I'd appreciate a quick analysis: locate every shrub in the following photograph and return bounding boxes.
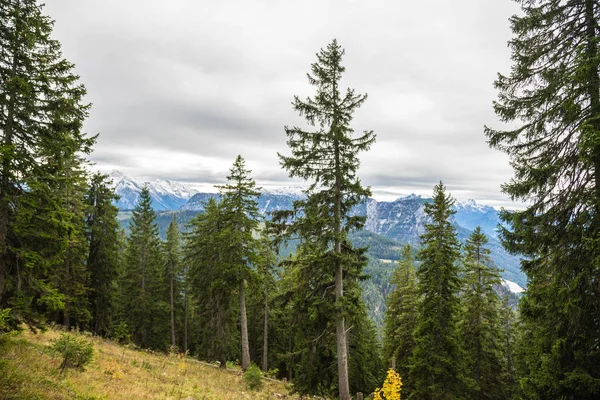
[112,321,131,344]
[243,364,264,391]
[49,333,94,372]
[374,369,402,400]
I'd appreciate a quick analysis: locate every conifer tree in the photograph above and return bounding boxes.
[409,182,464,399]
[486,0,600,397]
[499,295,518,400]
[122,186,168,349]
[85,172,120,336]
[164,216,181,349]
[382,245,418,382]
[459,227,505,399]
[216,155,261,371]
[185,198,238,367]
[0,0,92,326]
[274,39,375,400]
[256,232,277,372]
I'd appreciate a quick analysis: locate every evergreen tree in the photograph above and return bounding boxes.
[409,182,464,400]
[0,0,92,327]
[486,0,600,397]
[185,198,238,367]
[274,243,383,398]
[216,155,261,371]
[164,216,182,349]
[459,227,505,399]
[85,172,120,336]
[256,232,277,372]
[274,39,375,400]
[122,186,168,349]
[382,245,418,382]
[499,295,518,400]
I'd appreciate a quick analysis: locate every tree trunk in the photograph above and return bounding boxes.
[585,0,600,217]
[240,278,251,371]
[335,259,351,400]
[184,287,188,353]
[262,285,269,372]
[170,270,176,348]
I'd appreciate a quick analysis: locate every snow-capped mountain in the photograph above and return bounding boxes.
[110,173,525,291]
[454,199,502,238]
[109,170,199,211]
[181,187,304,214]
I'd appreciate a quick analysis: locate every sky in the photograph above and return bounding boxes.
[44,0,523,208]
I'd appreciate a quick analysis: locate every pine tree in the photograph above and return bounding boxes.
[164,216,181,349]
[382,245,418,382]
[216,155,261,371]
[459,227,505,399]
[274,39,375,400]
[85,172,120,336]
[122,186,168,349]
[256,232,277,372]
[0,0,92,326]
[499,295,518,400]
[185,198,238,367]
[485,1,600,397]
[408,182,464,400]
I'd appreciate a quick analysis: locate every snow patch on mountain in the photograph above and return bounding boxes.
[502,279,524,294]
[109,170,199,211]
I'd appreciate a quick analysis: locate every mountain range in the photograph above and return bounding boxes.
[110,171,525,290]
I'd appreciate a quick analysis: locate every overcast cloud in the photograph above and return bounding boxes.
[44,0,522,208]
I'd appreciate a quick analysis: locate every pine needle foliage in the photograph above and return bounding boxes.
[486,0,600,397]
[382,245,418,382]
[408,182,464,400]
[459,227,506,399]
[273,39,375,400]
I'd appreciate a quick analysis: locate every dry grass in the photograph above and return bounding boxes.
[0,327,300,400]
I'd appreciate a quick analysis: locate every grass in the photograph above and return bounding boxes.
[0,327,299,400]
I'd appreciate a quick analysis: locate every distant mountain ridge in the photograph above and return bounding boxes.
[112,171,525,289]
[108,170,199,211]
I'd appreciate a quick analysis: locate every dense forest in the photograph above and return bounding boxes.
[1,1,600,399]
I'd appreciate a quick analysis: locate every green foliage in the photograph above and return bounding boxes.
[86,173,120,337]
[486,0,600,398]
[408,182,465,399]
[49,333,94,371]
[243,363,264,391]
[459,227,506,399]
[164,216,182,349]
[112,321,131,344]
[272,38,377,399]
[216,155,261,370]
[0,0,94,330]
[382,245,418,381]
[0,308,11,335]
[184,198,238,366]
[121,187,169,350]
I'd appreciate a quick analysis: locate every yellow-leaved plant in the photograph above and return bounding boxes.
[374,368,402,400]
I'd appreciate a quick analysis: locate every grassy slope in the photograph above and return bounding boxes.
[0,328,298,400]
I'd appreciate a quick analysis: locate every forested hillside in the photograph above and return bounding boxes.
[2,1,600,400]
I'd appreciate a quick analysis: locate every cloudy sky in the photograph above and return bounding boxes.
[44,0,522,207]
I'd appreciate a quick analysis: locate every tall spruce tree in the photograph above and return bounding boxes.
[459,227,505,399]
[382,245,418,382]
[85,172,120,336]
[164,216,182,349]
[216,155,261,371]
[185,198,238,367]
[486,0,600,397]
[122,186,168,349]
[0,0,92,326]
[274,39,375,400]
[409,182,464,399]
